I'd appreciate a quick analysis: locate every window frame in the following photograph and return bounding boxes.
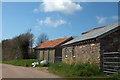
[65,48,68,58]
[72,46,75,58]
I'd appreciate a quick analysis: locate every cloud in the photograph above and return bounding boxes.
[96,15,119,24]
[33,0,82,14]
[96,16,107,24]
[36,17,67,28]
[33,8,39,13]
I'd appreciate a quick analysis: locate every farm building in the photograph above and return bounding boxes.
[35,37,73,63]
[62,23,120,73]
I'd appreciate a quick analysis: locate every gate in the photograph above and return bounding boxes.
[102,52,120,74]
[55,57,62,63]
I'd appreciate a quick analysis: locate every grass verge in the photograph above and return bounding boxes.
[3,59,41,67]
[48,63,119,78]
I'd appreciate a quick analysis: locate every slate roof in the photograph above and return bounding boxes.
[35,37,72,49]
[63,22,120,45]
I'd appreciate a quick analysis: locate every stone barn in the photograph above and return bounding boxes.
[35,37,73,63]
[62,23,120,73]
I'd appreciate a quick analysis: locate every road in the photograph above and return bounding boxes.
[2,64,60,78]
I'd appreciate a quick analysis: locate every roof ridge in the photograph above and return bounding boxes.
[82,22,120,35]
[82,26,106,35]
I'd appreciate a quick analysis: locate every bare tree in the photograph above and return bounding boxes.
[36,33,49,45]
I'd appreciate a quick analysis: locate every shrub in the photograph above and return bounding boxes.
[72,63,100,76]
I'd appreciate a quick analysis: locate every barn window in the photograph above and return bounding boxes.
[65,48,68,58]
[72,46,75,58]
[43,50,44,60]
[48,50,50,61]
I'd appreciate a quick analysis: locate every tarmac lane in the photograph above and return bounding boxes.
[2,64,60,78]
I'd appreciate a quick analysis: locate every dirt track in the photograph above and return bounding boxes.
[2,64,60,78]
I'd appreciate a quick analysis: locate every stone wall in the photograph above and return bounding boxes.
[62,42,100,64]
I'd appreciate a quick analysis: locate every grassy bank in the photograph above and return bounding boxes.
[48,63,120,78]
[48,63,104,77]
[3,59,40,67]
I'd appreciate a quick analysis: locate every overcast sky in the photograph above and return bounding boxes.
[2,1,118,41]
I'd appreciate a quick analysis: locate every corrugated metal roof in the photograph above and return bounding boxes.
[63,22,120,45]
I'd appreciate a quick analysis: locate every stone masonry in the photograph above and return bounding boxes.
[62,42,100,64]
